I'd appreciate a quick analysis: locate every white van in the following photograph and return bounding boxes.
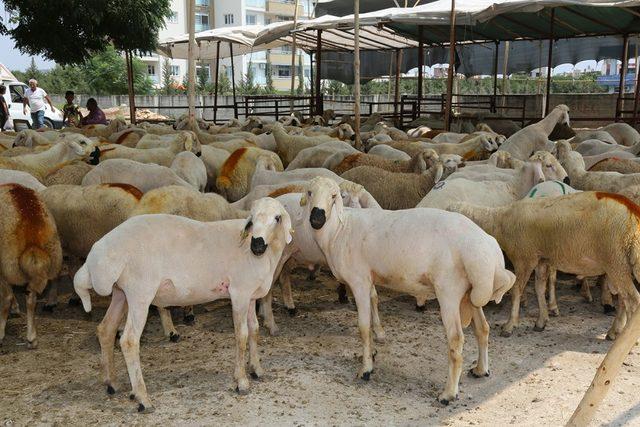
[2,80,64,129]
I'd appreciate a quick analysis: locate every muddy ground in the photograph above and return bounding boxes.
[1,270,639,426]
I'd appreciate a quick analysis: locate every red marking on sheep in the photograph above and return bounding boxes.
[462,150,479,161]
[268,185,303,198]
[114,130,134,145]
[588,157,621,171]
[5,184,48,246]
[104,183,143,200]
[423,130,445,139]
[335,153,363,173]
[99,147,117,154]
[595,192,640,219]
[219,147,248,179]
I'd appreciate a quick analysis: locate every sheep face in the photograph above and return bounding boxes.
[303,177,343,230]
[529,151,568,182]
[338,182,366,208]
[244,198,293,256]
[338,124,355,141]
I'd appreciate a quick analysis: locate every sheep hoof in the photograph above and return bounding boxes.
[106,385,116,395]
[606,333,616,341]
[550,308,560,317]
[439,398,450,405]
[27,340,37,350]
[499,329,513,338]
[235,386,250,395]
[468,368,490,378]
[373,332,386,344]
[68,297,81,307]
[307,270,317,281]
[129,393,136,401]
[533,324,545,332]
[42,304,56,313]
[137,403,154,413]
[183,314,195,325]
[603,304,616,315]
[287,308,297,317]
[250,372,260,380]
[169,332,180,343]
[415,304,426,312]
[360,371,371,381]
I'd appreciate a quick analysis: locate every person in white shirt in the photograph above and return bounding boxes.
[23,79,54,129]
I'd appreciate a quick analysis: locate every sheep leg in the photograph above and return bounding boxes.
[279,261,296,316]
[247,299,264,379]
[0,281,12,344]
[580,277,593,303]
[183,305,195,325]
[337,283,349,304]
[547,268,559,317]
[351,281,374,381]
[534,263,550,332]
[97,287,127,394]
[438,296,464,405]
[25,289,39,349]
[469,306,490,378]
[601,276,615,314]
[231,298,251,394]
[10,294,20,316]
[607,300,628,341]
[43,278,59,312]
[157,307,179,342]
[370,286,385,343]
[501,263,536,337]
[120,303,153,412]
[259,290,279,336]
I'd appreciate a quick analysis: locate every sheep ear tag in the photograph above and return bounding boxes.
[299,195,307,206]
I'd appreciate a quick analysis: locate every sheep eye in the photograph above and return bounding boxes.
[244,220,253,231]
[332,194,337,199]
[307,191,312,196]
[546,164,552,168]
[275,215,281,223]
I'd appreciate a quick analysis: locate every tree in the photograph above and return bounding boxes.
[264,61,276,94]
[197,63,210,93]
[1,0,172,65]
[217,68,232,96]
[238,61,258,95]
[24,58,42,82]
[81,45,153,95]
[296,55,305,95]
[162,58,175,95]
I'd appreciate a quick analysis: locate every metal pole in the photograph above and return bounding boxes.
[213,41,221,124]
[417,26,425,117]
[230,42,238,119]
[393,48,402,127]
[617,34,630,121]
[353,0,361,150]
[315,30,323,115]
[187,0,196,119]
[309,52,315,114]
[492,41,499,113]
[544,8,555,117]
[290,0,300,113]
[443,0,456,131]
[125,50,136,125]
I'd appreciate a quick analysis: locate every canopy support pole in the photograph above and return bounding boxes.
[125,50,136,125]
[187,0,196,120]
[417,26,425,117]
[230,42,238,119]
[315,30,323,115]
[393,48,402,128]
[309,52,315,115]
[353,0,362,150]
[544,8,555,117]
[492,41,499,113]
[213,41,221,124]
[617,34,630,122]
[290,0,300,114]
[501,41,509,108]
[444,0,456,131]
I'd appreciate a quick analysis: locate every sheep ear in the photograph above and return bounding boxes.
[240,217,252,242]
[185,139,193,152]
[434,163,444,183]
[299,195,307,206]
[281,212,293,244]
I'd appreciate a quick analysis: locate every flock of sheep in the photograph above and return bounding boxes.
[1,104,640,414]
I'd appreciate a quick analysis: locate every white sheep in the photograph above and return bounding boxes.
[272,123,336,166]
[200,145,230,192]
[74,198,293,411]
[286,140,357,170]
[574,139,640,156]
[250,156,344,190]
[301,177,515,404]
[367,144,411,161]
[170,151,207,192]
[600,122,640,146]
[216,147,284,202]
[0,170,46,191]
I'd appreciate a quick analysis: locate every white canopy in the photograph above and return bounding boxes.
[0,63,17,82]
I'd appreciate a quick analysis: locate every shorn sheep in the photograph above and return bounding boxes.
[448,192,640,340]
[74,198,293,412]
[329,150,439,175]
[216,147,284,202]
[0,184,62,348]
[0,170,46,192]
[170,151,208,192]
[301,177,515,404]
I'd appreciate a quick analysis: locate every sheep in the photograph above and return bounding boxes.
[108,128,147,147]
[170,151,208,192]
[13,129,58,147]
[39,183,143,310]
[574,139,640,157]
[92,132,201,167]
[447,192,640,340]
[82,158,196,192]
[365,133,393,146]
[286,140,358,170]
[583,151,637,169]
[600,122,640,146]
[278,114,302,127]
[364,140,429,157]
[0,139,90,183]
[588,157,640,174]
[498,104,570,160]
[73,198,293,411]
[557,140,640,192]
[66,117,127,138]
[135,131,201,151]
[525,180,580,198]
[341,162,444,210]
[199,145,230,192]
[251,131,277,152]
[1,144,52,157]
[0,184,62,348]
[216,147,284,202]
[0,170,46,191]
[377,134,496,161]
[272,123,336,166]
[43,161,94,186]
[570,130,618,146]
[303,123,355,141]
[301,177,515,404]
[367,144,411,161]
[417,162,545,210]
[329,149,439,175]
[373,122,408,140]
[406,125,432,138]
[250,156,344,191]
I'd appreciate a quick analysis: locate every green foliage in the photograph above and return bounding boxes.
[296,55,304,95]
[162,58,176,95]
[238,62,258,95]
[217,68,232,96]
[263,61,276,94]
[197,63,210,93]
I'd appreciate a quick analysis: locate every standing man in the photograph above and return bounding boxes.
[23,79,54,129]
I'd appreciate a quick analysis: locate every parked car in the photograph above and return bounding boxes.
[1,80,64,129]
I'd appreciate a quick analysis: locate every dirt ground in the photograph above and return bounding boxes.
[1,271,639,426]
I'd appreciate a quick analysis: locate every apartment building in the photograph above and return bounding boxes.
[139,0,313,92]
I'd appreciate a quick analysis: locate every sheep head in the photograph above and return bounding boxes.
[303,177,344,230]
[529,151,568,183]
[242,197,293,256]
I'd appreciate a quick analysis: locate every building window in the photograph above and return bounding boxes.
[170,65,180,76]
[224,14,234,25]
[196,13,210,31]
[276,15,293,22]
[265,17,271,24]
[147,65,156,75]
[276,65,291,78]
[195,0,209,5]
[246,14,257,25]
[196,65,211,82]
[168,11,178,24]
[278,45,292,53]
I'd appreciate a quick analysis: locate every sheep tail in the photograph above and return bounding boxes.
[490,267,516,304]
[216,175,232,190]
[629,232,640,286]
[73,263,93,312]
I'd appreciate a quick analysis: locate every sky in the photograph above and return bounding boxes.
[0,2,54,71]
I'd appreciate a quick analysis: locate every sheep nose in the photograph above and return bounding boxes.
[250,237,268,256]
[350,134,356,141]
[196,151,202,157]
[310,207,326,230]
[258,123,264,129]
[563,176,571,185]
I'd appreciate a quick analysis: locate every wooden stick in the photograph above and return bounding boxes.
[443,0,456,131]
[567,306,640,426]
[290,0,300,114]
[353,0,361,150]
[187,0,196,119]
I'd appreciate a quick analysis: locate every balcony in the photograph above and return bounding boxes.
[266,0,303,16]
[269,53,295,64]
[196,24,210,32]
